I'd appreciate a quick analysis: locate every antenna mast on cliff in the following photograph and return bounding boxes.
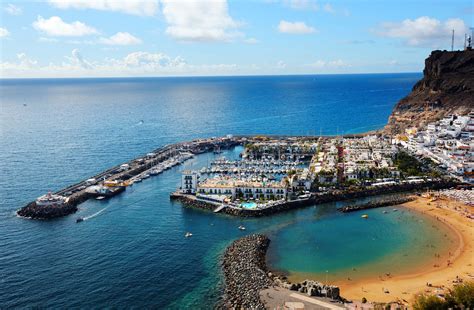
[451,29,455,51]
[469,27,474,50]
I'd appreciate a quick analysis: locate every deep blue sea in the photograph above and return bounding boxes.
[2,74,456,308]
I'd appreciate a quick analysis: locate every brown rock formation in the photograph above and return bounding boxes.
[384,49,474,135]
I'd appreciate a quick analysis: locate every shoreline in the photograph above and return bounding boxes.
[173,179,460,218]
[335,196,473,304]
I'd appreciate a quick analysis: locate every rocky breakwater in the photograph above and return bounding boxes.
[385,49,474,135]
[273,276,341,300]
[338,196,415,213]
[222,234,274,309]
[17,202,78,219]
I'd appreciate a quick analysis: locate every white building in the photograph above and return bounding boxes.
[181,170,200,194]
[197,177,287,200]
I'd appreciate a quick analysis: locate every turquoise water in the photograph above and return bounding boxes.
[241,202,257,209]
[266,203,456,283]
[0,74,448,308]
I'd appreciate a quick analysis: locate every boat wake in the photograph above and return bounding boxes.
[78,197,149,222]
[82,206,109,221]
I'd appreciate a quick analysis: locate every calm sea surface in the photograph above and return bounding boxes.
[1,74,455,308]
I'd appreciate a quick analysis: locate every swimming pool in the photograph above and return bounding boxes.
[240,202,257,209]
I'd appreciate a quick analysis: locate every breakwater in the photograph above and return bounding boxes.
[17,202,78,220]
[221,234,273,309]
[174,179,460,217]
[337,196,415,213]
[273,276,341,300]
[17,136,241,220]
[221,234,343,309]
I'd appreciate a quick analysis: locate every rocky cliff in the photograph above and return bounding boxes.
[384,49,474,134]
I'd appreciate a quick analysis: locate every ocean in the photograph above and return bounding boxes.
[2,73,455,308]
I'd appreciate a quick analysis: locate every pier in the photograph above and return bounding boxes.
[18,136,242,219]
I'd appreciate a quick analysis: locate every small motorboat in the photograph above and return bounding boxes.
[238,225,246,230]
[393,209,398,212]
[76,217,84,223]
[383,210,388,214]
[185,232,193,238]
[361,214,369,219]
[96,196,106,200]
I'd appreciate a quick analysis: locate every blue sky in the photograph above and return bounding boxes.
[0,0,472,78]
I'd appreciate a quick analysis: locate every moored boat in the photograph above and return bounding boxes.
[35,192,67,207]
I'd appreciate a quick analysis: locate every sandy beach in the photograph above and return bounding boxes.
[338,196,474,305]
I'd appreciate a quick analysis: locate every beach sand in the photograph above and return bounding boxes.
[338,196,474,305]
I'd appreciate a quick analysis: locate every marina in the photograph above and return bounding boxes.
[19,133,466,220]
[17,136,241,219]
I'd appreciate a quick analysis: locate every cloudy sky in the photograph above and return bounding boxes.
[0,0,472,78]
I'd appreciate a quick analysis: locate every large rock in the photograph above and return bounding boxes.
[385,49,474,135]
[221,234,274,309]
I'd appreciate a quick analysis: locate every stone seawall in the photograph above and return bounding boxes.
[17,201,79,219]
[175,180,460,217]
[222,234,273,309]
[338,196,415,213]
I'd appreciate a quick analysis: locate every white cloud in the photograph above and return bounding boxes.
[0,50,250,78]
[307,59,349,69]
[278,20,316,34]
[323,3,334,13]
[1,53,37,71]
[100,32,142,45]
[47,0,158,16]
[38,37,59,43]
[161,0,242,42]
[67,49,94,69]
[389,59,399,66]
[244,37,259,44]
[121,51,186,68]
[4,3,22,15]
[0,27,10,38]
[33,16,98,37]
[286,0,319,10]
[376,16,468,47]
[277,60,287,69]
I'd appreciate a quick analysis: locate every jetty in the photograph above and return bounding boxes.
[337,196,415,213]
[17,136,241,219]
[221,234,344,309]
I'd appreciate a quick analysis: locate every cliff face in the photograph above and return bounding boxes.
[384,50,474,134]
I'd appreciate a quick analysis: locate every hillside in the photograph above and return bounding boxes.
[384,49,474,135]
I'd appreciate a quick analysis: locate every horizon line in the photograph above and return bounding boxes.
[0,71,422,81]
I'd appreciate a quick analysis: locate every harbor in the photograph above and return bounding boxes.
[17,135,241,219]
[19,134,467,220]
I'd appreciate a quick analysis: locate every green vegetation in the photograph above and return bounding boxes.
[445,282,474,308]
[413,282,474,310]
[413,294,446,310]
[394,151,422,176]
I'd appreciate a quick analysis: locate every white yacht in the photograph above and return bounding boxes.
[36,192,67,207]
